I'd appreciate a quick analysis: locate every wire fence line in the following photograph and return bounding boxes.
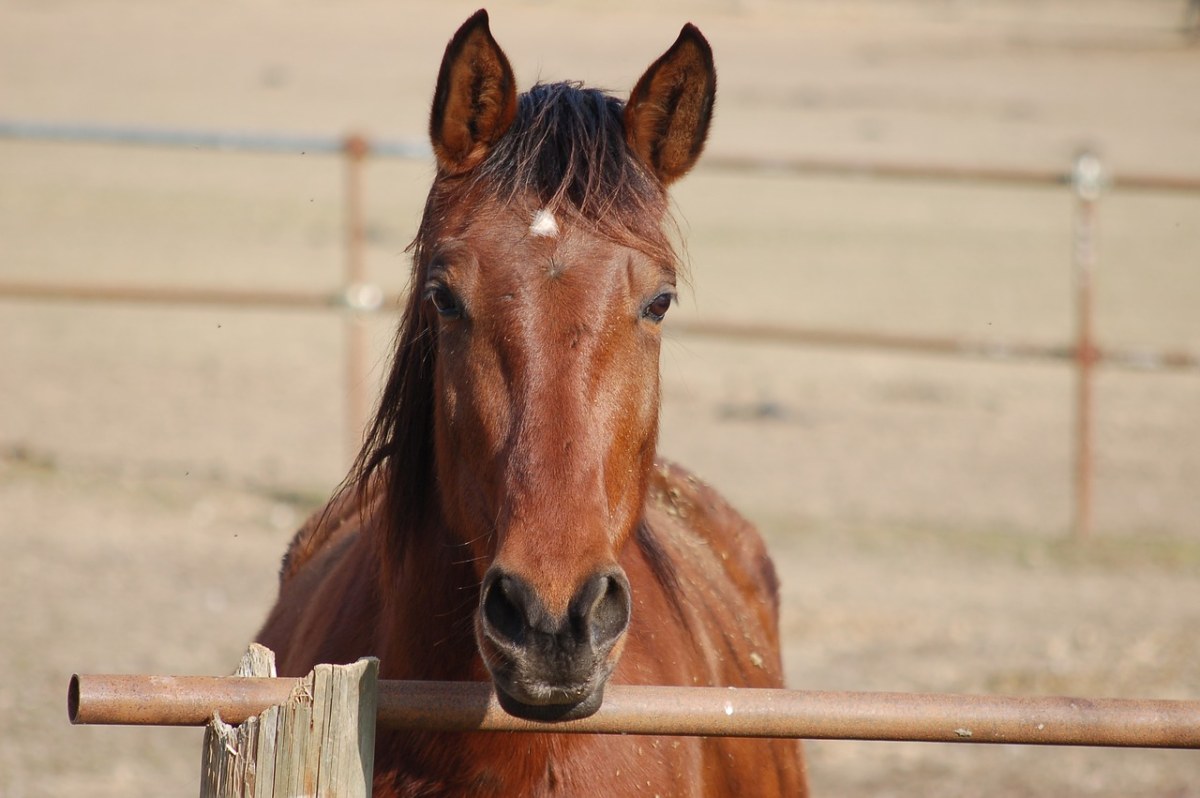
[6,118,1200,191]
[3,117,1199,539]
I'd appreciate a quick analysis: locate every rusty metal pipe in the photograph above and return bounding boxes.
[701,152,1200,194]
[0,281,337,310]
[3,280,1197,372]
[69,675,1200,749]
[1070,151,1103,541]
[0,280,403,314]
[69,674,294,727]
[667,318,1200,373]
[342,132,374,462]
[2,280,1196,372]
[6,119,1200,193]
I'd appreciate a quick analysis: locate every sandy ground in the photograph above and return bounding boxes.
[2,1,1199,795]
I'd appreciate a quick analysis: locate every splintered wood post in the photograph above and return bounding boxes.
[200,644,277,797]
[199,645,379,798]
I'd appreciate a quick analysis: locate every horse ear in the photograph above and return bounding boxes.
[429,9,518,174]
[624,24,716,186]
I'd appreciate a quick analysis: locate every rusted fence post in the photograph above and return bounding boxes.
[1070,151,1104,540]
[340,132,382,466]
[198,644,379,798]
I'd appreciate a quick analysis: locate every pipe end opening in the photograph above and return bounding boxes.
[67,674,81,724]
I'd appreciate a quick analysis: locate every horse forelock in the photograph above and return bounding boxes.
[472,81,678,269]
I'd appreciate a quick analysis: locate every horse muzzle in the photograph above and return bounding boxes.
[477,565,632,721]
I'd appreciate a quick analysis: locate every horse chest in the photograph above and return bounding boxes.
[375,733,705,798]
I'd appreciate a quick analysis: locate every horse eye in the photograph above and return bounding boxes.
[425,284,462,319]
[643,292,673,323]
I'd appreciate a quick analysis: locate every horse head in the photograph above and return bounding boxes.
[400,9,715,721]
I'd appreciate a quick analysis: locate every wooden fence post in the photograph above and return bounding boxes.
[199,644,379,798]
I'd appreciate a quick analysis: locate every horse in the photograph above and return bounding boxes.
[256,10,808,796]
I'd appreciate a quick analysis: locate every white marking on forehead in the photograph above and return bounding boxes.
[529,208,559,238]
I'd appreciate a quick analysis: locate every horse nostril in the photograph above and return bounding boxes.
[482,567,630,657]
[482,572,531,647]
[572,570,631,651]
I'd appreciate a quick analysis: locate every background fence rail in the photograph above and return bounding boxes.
[4,118,1199,539]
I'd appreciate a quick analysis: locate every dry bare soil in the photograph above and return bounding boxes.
[2,1,1199,796]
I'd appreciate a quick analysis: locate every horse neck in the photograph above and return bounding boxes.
[371,513,578,793]
[374,512,485,683]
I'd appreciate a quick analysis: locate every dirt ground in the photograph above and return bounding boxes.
[2,1,1199,795]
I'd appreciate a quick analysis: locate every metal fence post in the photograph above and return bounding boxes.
[341,133,381,467]
[1070,151,1104,540]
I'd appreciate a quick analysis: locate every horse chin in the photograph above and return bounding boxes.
[494,682,606,722]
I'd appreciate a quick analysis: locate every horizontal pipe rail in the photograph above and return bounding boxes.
[4,280,1195,372]
[69,675,1200,749]
[0,280,401,314]
[670,317,1200,372]
[701,152,1200,193]
[4,119,1200,193]
[0,119,430,160]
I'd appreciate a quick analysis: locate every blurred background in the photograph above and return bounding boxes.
[1,1,1198,795]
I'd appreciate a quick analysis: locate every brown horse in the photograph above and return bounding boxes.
[256,10,807,796]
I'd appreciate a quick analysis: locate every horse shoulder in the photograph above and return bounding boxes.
[277,479,384,583]
[256,484,384,674]
[635,460,785,685]
[649,460,782,624]
[623,461,806,796]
